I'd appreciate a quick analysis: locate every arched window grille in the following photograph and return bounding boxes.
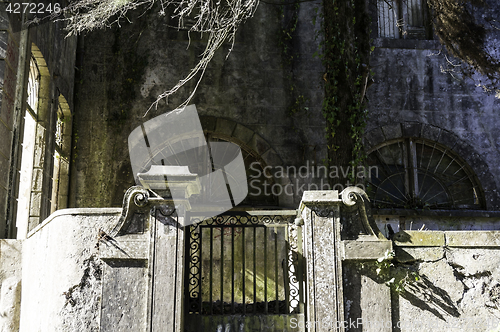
[367,138,484,210]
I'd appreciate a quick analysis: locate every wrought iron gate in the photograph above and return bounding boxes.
[184,211,305,331]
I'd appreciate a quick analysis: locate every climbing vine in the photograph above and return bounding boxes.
[320,0,372,184]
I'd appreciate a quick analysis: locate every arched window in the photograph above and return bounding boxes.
[16,56,39,238]
[49,95,72,214]
[366,138,484,210]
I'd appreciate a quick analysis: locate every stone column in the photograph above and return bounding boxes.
[300,190,344,332]
[300,188,393,332]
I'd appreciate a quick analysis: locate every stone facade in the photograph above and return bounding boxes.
[0,0,500,331]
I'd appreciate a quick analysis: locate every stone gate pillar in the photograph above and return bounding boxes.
[300,188,393,332]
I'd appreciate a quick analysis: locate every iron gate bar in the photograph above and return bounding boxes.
[231,227,235,314]
[284,226,290,312]
[253,226,257,314]
[274,227,279,314]
[242,226,246,315]
[264,227,268,314]
[209,227,213,315]
[220,226,224,315]
[185,210,302,316]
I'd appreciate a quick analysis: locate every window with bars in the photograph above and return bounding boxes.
[49,96,71,215]
[377,0,431,39]
[367,138,484,210]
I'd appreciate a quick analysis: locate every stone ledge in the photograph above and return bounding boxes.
[373,38,442,50]
[27,208,122,238]
[99,239,149,260]
[393,230,445,246]
[342,240,392,260]
[300,190,340,210]
[445,231,500,247]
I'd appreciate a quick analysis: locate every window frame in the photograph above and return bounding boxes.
[366,137,485,210]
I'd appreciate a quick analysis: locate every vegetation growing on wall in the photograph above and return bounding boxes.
[320,0,372,186]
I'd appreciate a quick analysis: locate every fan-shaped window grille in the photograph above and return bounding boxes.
[367,138,484,209]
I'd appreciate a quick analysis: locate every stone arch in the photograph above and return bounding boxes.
[364,122,500,210]
[199,116,294,208]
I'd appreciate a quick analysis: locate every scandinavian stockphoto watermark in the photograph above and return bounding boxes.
[248,160,378,197]
[289,317,499,330]
[128,105,248,226]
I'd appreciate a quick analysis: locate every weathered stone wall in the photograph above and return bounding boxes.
[0,240,22,332]
[70,2,325,209]
[19,208,121,332]
[391,231,500,331]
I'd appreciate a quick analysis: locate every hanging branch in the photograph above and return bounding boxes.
[52,0,260,115]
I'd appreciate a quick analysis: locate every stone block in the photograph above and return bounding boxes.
[437,130,458,149]
[247,133,271,156]
[0,277,21,332]
[421,124,441,142]
[381,123,402,141]
[402,122,422,138]
[29,192,41,217]
[215,118,236,137]
[0,152,8,189]
[233,123,255,145]
[394,246,445,263]
[0,31,7,59]
[0,120,12,159]
[0,4,9,30]
[393,230,445,246]
[300,190,340,207]
[199,116,217,132]
[445,231,500,247]
[364,127,385,151]
[0,88,15,127]
[342,240,392,260]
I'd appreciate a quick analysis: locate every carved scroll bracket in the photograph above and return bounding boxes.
[340,187,387,241]
[110,186,176,237]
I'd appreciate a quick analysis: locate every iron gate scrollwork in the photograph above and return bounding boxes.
[184,211,305,319]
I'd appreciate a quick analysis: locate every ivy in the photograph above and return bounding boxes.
[319,0,373,183]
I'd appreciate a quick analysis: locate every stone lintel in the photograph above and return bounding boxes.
[393,231,445,246]
[342,240,393,260]
[445,231,500,247]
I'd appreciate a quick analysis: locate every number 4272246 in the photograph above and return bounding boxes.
[6,2,61,14]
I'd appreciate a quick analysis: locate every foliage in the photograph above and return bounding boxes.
[427,0,500,84]
[320,0,372,185]
[375,249,421,293]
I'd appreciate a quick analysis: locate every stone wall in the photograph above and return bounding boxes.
[19,208,121,332]
[70,1,325,209]
[391,231,500,331]
[366,40,500,209]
